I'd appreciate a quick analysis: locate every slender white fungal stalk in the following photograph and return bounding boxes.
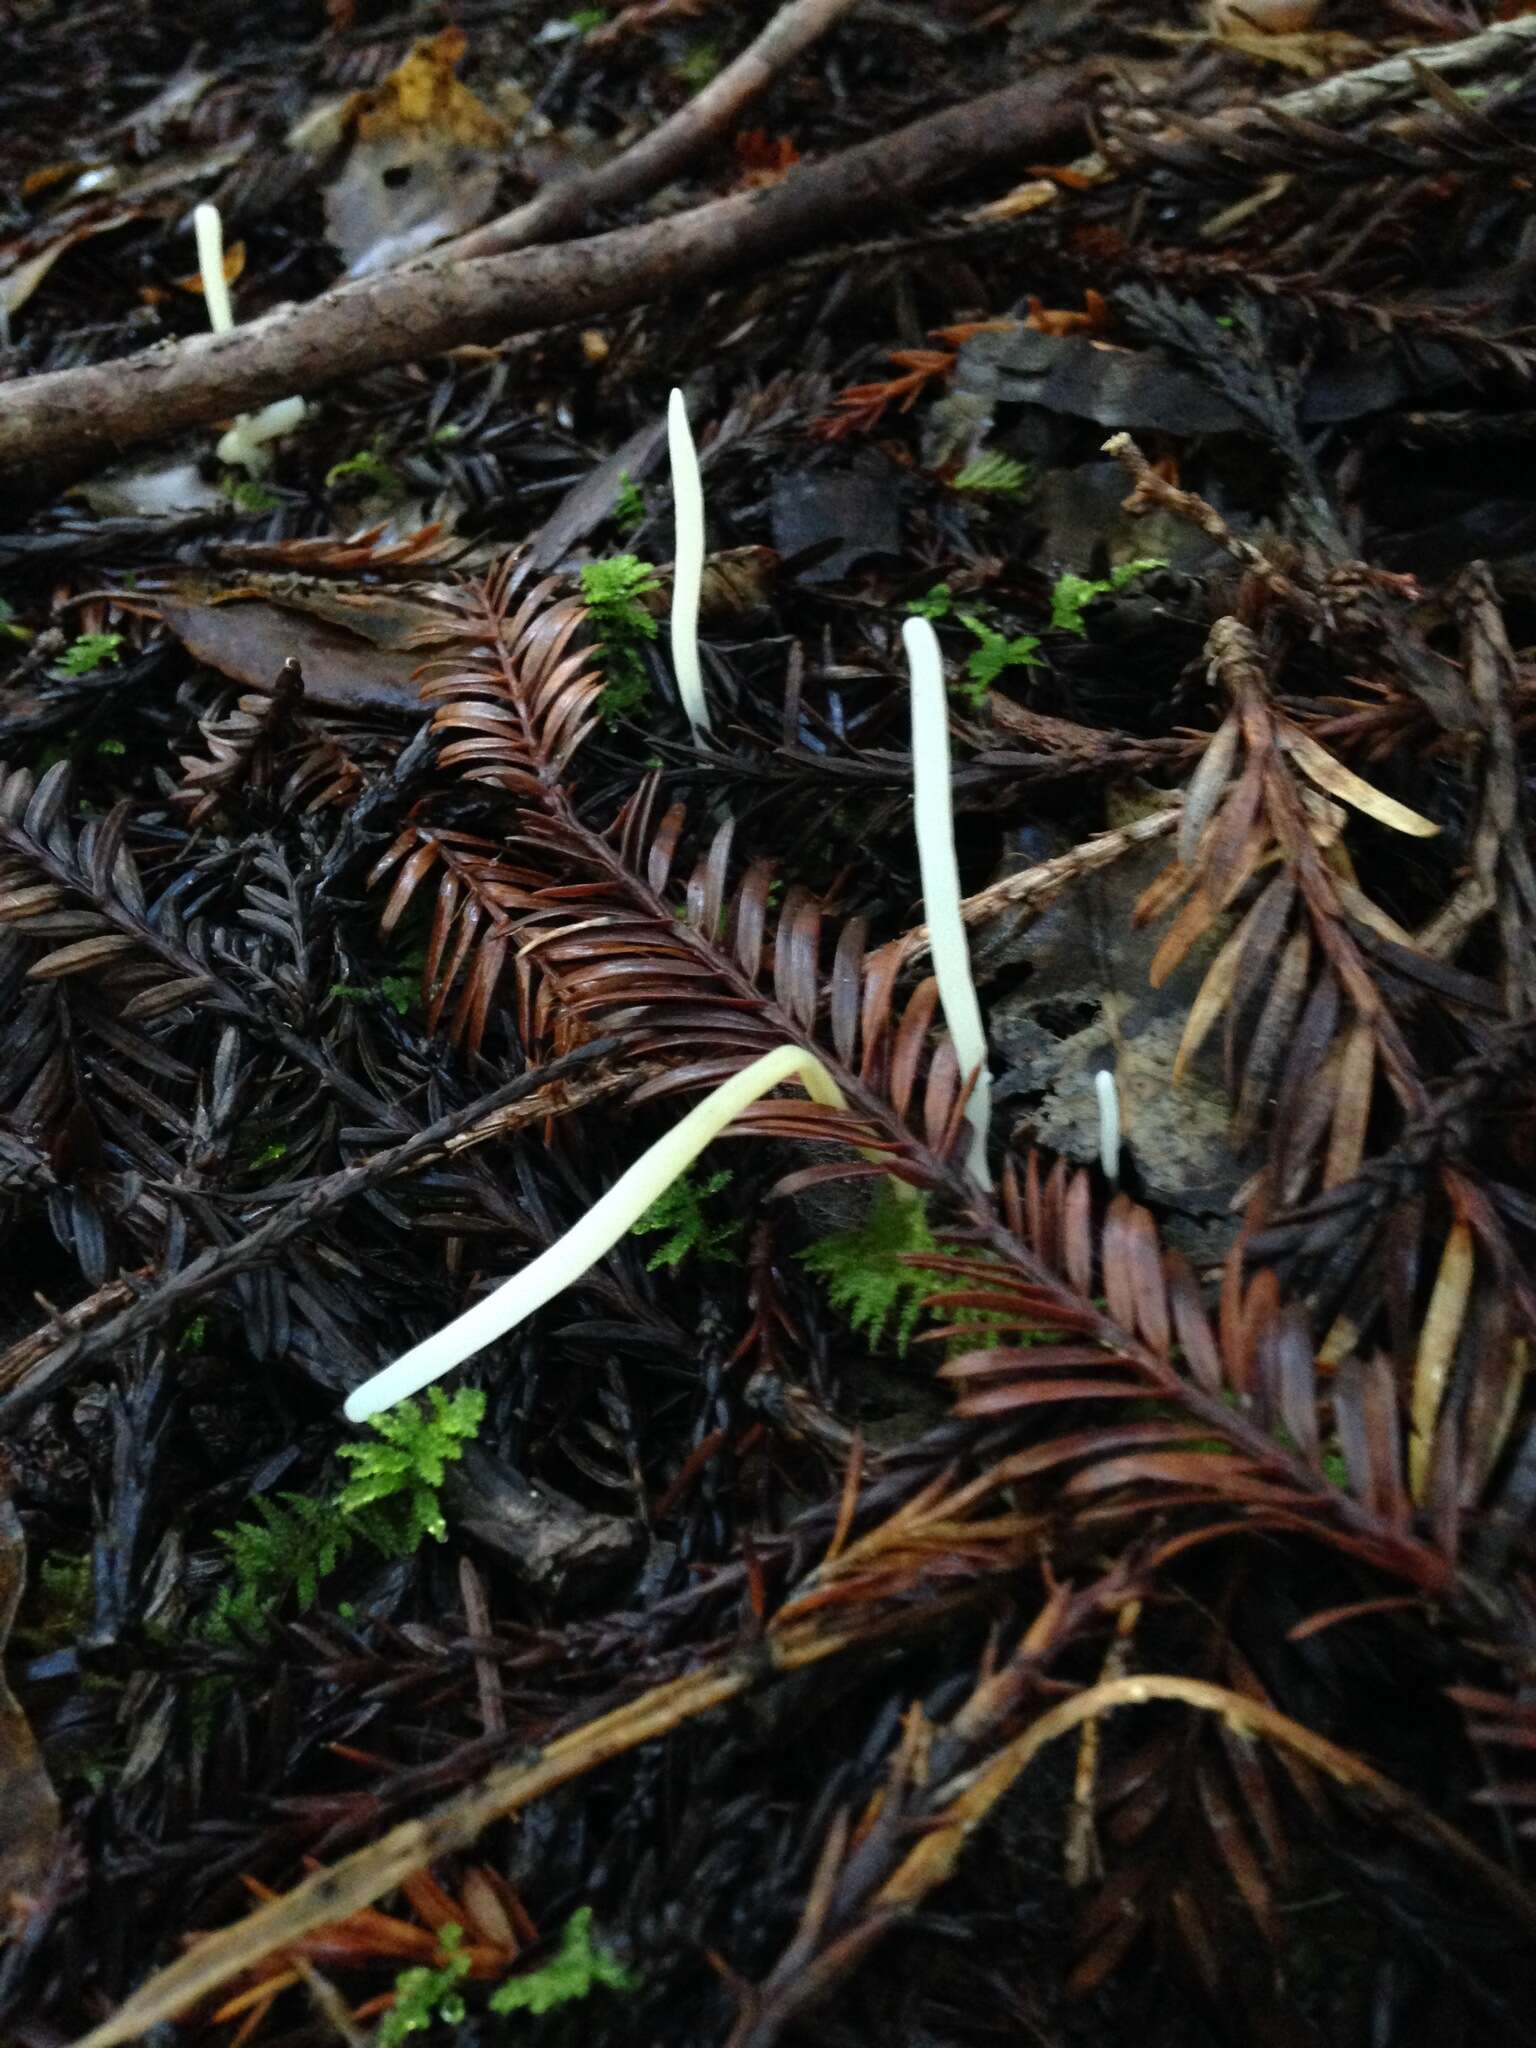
[903,616,992,1190]
[1095,1067,1120,1184]
[193,203,235,336]
[344,1046,845,1421]
[667,387,710,736]
[193,202,306,475]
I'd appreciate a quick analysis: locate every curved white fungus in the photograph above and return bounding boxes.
[193,203,235,336]
[344,1045,846,1421]
[903,616,992,1190]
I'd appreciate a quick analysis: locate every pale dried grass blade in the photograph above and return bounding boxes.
[1323,1021,1375,1190]
[1410,1222,1474,1502]
[1280,727,1440,837]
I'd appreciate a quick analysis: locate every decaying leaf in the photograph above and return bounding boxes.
[323,29,509,276]
[1,206,147,317]
[72,458,227,519]
[157,593,433,714]
[769,471,901,582]
[1410,1220,1475,1501]
[0,1491,60,1925]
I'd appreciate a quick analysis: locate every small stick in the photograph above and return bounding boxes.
[1110,13,1536,165]
[899,803,1183,968]
[458,1555,506,1740]
[1217,13,1536,132]
[0,1273,143,1393]
[0,71,1086,491]
[441,0,865,264]
[1101,433,1320,620]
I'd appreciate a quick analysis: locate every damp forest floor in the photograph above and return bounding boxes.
[2,4,1536,2046]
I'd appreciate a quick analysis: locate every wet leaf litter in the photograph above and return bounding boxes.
[2,4,1536,2046]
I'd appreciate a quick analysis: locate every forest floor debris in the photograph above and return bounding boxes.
[2,4,1535,2045]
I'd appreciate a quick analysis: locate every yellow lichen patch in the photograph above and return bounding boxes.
[325,28,510,275]
[345,28,508,153]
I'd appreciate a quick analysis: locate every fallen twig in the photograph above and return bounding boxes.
[0,72,1086,492]
[1111,12,1536,155]
[441,0,864,263]
[1241,13,1536,130]
[1103,432,1323,619]
[0,1041,623,1425]
[725,1665,1536,2045]
[72,1654,1536,2048]
[899,802,1182,969]
[71,1590,983,2048]
[0,1271,144,1395]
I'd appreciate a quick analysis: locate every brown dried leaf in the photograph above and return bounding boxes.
[0,1494,60,1924]
[1148,884,1221,989]
[1195,1761,1281,1950]
[1334,1354,1410,1531]
[1179,712,1242,866]
[1166,1251,1223,1394]
[1410,1221,1474,1502]
[1322,1020,1375,1190]
[159,596,424,714]
[890,978,940,1121]
[26,933,140,979]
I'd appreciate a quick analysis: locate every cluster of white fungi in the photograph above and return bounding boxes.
[343,390,1119,1424]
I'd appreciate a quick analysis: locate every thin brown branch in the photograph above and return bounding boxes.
[1453,564,1536,1013]
[1108,13,1536,165]
[899,802,1182,970]
[875,1674,1536,1931]
[1197,14,1536,134]
[1103,432,1323,620]
[0,1042,624,1423]
[440,0,864,263]
[0,1271,144,1394]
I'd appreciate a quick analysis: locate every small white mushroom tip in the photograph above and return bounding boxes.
[1094,1067,1121,1185]
[193,202,235,338]
[216,397,308,476]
